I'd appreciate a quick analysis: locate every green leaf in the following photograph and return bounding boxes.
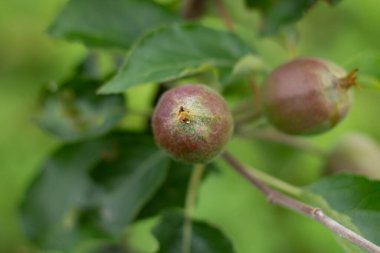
[308,174,380,247]
[244,0,341,35]
[137,161,218,220]
[35,77,125,142]
[48,0,177,49]
[153,211,235,253]
[20,132,169,250]
[99,24,253,93]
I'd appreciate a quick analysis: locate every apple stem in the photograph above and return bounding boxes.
[222,151,380,253]
[183,163,205,253]
[212,0,234,32]
[181,0,207,19]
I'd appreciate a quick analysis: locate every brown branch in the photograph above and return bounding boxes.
[222,151,380,253]
[211,0,234,31]
[181,0,207,20]
[183,163,205,253]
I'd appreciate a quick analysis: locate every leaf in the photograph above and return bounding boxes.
[35,77,125,142]
[244,0,341,35]
[137,161,218,220]
[20,132,169,250]
[48,0,177,49]
[152,211,235,253]
[308,174,380,247]
[99,24,253,93]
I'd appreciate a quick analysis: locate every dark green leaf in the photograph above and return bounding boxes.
[244,0,330,35]
[138,161,218,220]
[99,24,253,93]
[49,0,177,49]
[20,132,169,250]
[35,78,125,141]
[308,174,380,246]
[153,211,235,253]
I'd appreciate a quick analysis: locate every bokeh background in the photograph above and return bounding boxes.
[1,0,380,252]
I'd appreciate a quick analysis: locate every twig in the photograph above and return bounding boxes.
[181,0,207,19]
[183,163,205,253]
[221,151,380,253]
[246,165,303,197]
[237,128,327,158]
[212,0,234,31]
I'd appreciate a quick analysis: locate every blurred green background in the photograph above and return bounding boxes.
[1,0,380,252]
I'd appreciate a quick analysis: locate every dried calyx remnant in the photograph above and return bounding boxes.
[177,106,191,124]
[262,58,357,135]
[338,68,358,89]
[152,84,233,164]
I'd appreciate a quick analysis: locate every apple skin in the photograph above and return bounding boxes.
[262,58,354,135]
[152,84,233,164]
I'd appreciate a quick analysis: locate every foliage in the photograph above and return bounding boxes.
[153,211,235,253]
[244,0,340,34]
[34,75,125,141]
[18,0,380,252]
[309,174,380,246]
[99,24,253,93]
[48,0,177,49]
